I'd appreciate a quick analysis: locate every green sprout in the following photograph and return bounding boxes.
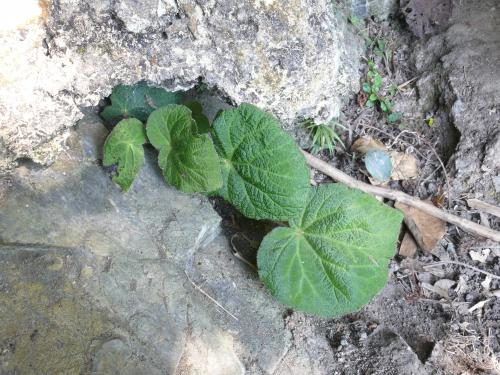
[302,119,346,155]
[362,60,402,124]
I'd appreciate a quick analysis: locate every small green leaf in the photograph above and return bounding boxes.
[365,150,392,181]
[103,118,147,191]
[377,39,385,51]
[387,112,402,123]
[211,104,310,220]
[101,82,183,124]
[369,93,378,101]
[257,184,403,317]
[362,83,372,93]
[146,105,222,193]
[373,75,382,88]
[185,101,210,134]
[366,100,375,108]
[380,100,388,112]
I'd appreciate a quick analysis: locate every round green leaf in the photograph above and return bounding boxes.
[257,184,403,317]
[101,82,183,124]
[146,105,222,193]
[210,104,310,220]
[103,118,147,191]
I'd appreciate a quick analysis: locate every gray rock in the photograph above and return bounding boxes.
[0,0,362,174]
[412,0,500,203]
[0,115,329,374]
[349,0,399,20]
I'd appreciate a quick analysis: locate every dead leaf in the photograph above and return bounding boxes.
[395,201,446,252]
[469,249,490,263]
[468,299,490,313]
[351,137,386,155]
[399,231,417,258]
[368,176,389,188]
[431,192,446,208]
[481,275,492,291]
[357,91,368,107]
[455,275,468,295]
[390,152,418,180]
[421,279,455,299]
[429,279,456,298]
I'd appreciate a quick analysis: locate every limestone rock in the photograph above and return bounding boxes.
[0,0,362,174]
[0,115,329,374]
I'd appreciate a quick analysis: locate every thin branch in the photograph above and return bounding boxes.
[301,150,500,242]
[424,261,500,280]
[467,199,500,218]
[184,271,238,321]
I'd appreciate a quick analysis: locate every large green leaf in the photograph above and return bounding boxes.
[257,184,403,317]
[210,104,310,220]
[146,104,222,193]
[103,118,147,191]
[101,82,183,124]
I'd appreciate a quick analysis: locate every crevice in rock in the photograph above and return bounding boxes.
[13,157,45,171]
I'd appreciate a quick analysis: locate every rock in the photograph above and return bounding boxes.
[0,115,329,373]
[395,202,446,253]
[399,231,418,258]
[412,1,500,203]
[0,0,363,174]
[400,0,452,38]
[349,0,399,20]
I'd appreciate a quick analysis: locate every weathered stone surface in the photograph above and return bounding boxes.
[350,0,399,19]
[0,115,333,374]
[0,0,362,174]
[412,0,500,204]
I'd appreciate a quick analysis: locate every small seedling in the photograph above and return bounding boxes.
[362,60,402,124]
[302,119,346,155]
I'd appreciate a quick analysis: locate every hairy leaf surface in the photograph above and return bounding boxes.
[146,105,222,193]
[258,184,403,317]
[101,82,183,124]
[210,104,310,220]
[103,118,147,191]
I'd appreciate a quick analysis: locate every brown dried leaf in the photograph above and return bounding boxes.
[390,152,418,181]
[395,201,446,252]
[399,231,418,258]
[357,91,367,107]
[351,137,386,155]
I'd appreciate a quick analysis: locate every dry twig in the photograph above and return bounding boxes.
[423,261,500,281]
[467,199,500,218]
[302,150,500,242]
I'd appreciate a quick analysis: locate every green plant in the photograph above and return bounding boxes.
[363,60,402,124]
[101,81,183,124]
[302,119,345,155]
[101,83,403,317]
